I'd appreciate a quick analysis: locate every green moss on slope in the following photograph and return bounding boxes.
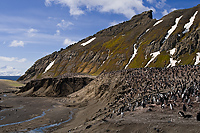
[179,51,197,65]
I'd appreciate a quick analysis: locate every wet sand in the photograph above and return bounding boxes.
[0,80,73,133]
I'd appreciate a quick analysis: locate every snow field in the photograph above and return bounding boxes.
[125,44,138,69]
[81,37,96,46]
[183,11,198,34]
[44,60,55,73]
[145,51,160,67]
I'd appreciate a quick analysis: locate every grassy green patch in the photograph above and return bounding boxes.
[128,48,145,68]
[103,36,124,49]
[0,80,25,87]
[149,51,170,68]
[179,51,197,65]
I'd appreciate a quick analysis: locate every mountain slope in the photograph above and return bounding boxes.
[18,5,200,82]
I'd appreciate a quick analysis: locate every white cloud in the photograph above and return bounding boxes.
[109,21,123,26]
[0,56,26,63]
[0,56,16,62]
[27,28,38,37]
[162,9,168,16]
[45,0,54,6]
[0,66,22,76]
[69,6,84,16]
[170,8,177,12]
[55,30,60,36]
[147,0,156,4]
[162,8,177,16]
[63,38,76,46]
[16,58,27,63]
[57,20,74,30]
[156,0,166,9]
[45,0,152,18]
[9,40,24,47]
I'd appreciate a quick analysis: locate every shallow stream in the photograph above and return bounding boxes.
[0,109,50,128]
[28,110,74,133]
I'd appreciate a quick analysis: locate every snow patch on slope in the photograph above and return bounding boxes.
[194,52,200,65]
[153,20,163,26]
[167,48,180,67]
[169,48,176,55]
[125,44,138,69]
[44,60,55,73]
[164,15,182,42]
[81,37,96,46]
[167,58,180,68]
[145,51,160,67]
[138,29,150,40]
[183,11,198,34]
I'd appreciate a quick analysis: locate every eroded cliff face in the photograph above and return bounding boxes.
[19,5,200,83]
[17,75,95,97]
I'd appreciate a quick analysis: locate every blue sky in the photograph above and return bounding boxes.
[0,0,199,76]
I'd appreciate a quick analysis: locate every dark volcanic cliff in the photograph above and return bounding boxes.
[18,5,200,82]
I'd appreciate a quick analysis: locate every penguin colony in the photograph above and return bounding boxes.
[96,65,200,120]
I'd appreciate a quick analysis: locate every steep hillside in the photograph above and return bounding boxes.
[18,5,200,82]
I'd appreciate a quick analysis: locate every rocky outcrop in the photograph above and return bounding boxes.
[17,75,95,97]
[18,5,200,83]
